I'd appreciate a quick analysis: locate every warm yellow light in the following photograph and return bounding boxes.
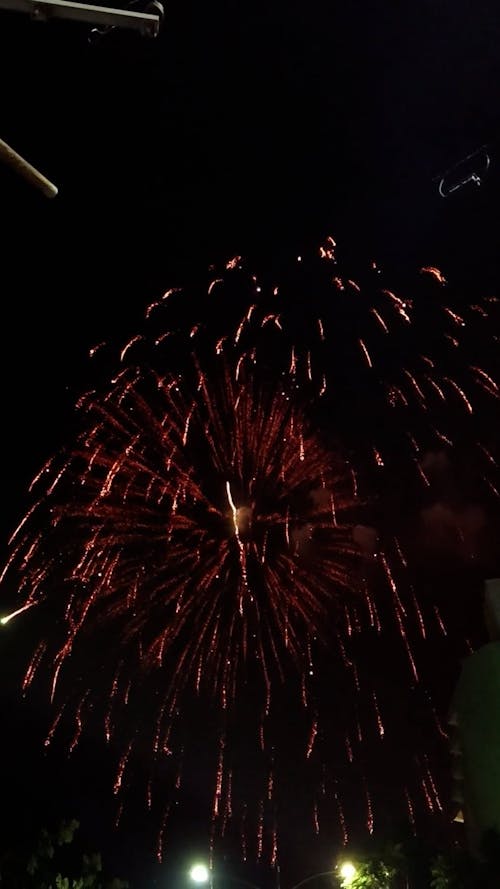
[339,861,357,886]
[0,602,35,626]
[189,864,209,884]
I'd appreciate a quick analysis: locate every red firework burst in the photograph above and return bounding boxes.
[146,238,500,496]
[3,235,498,865]
[112,236,500,847]
[1,357,364,862]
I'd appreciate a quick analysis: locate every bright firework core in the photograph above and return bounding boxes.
[6,359,361,709]
[226,481,253,539]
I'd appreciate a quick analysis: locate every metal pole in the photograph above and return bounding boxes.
[288,871,337,889]
[0,138,58,198]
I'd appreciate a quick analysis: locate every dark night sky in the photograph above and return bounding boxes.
[2,2,500,887]
[2,1,500,509]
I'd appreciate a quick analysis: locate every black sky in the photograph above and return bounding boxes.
[1,1,499,504]
[2,2,500,886]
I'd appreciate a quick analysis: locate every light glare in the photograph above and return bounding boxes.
[190,864,209,884]
[339,861,357,886]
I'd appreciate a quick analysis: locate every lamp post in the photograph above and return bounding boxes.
[289,871,336,889]
[289,865,358,889]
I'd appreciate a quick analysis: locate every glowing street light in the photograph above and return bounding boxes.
[339,862,357,887]
[189,864,210,885]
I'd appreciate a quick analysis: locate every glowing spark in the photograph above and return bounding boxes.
[208,278,223,294]
[405,788,416,833]
[372,691,385,738]
[370,307,389,333]
[365,782,374,834]
[381,289,410,323]
[313,800,320,834]
[345,736,353,763]
[411,589,426,639]
[334,784,348,845]
[89,341,106,357]
[471,366,498,393]
[479,444,497,464]
[420,266,446,284]
[433,606,447,636]
[359,338,373,368]
[319,235,336,261]
[120,335,143,362]
[443,306,465,326]
[114,741,132,795]
[444,377,473,413]
[0,602,35,625]
[306,719,318,758]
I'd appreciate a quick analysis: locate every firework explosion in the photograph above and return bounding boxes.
[1,355,367,862]
[121,237,500,837]
[143,238,500,673]
[147,237,500,498]
[2,236,499,865]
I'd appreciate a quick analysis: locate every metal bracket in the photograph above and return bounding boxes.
[435,146,491,198]
[0,0,162,37]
